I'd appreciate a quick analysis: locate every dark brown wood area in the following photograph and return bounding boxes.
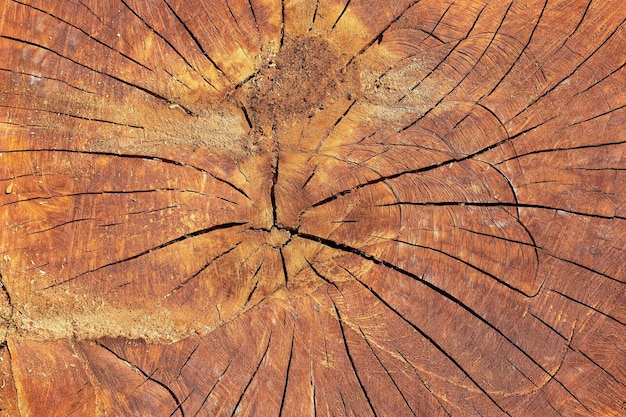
[1,0,625,415]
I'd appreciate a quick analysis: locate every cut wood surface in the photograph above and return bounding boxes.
[1,0,625,415]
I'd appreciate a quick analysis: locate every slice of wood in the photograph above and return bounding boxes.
[1,0,625,415]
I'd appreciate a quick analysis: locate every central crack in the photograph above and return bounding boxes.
[267,227,291,248]
[232,34,363,232]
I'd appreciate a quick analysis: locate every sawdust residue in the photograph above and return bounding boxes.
[234,35,362,131]
[0,297,234,343]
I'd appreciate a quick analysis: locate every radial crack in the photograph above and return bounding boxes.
[43,222,246,289]
[303,116,556,215]
[548,288,625,326]
[486,0,547,96]
[193,359,233,417]
[229,332,272,417]
[329,296,378,417]
[278,329,295,417]
[339,267,510,415]
[162,0,232,83]
[163,242,242,299]
[358,327,417,416]
[95,342,185,416]
[305,258,339,290]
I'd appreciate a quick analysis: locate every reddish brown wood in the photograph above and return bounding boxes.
[1,0,625,415]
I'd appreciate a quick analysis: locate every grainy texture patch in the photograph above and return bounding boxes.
[240,36,361,125]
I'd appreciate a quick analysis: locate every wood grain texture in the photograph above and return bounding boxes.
[0,0,625,415]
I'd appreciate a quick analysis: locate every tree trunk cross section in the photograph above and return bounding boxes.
[0,0,624,416]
